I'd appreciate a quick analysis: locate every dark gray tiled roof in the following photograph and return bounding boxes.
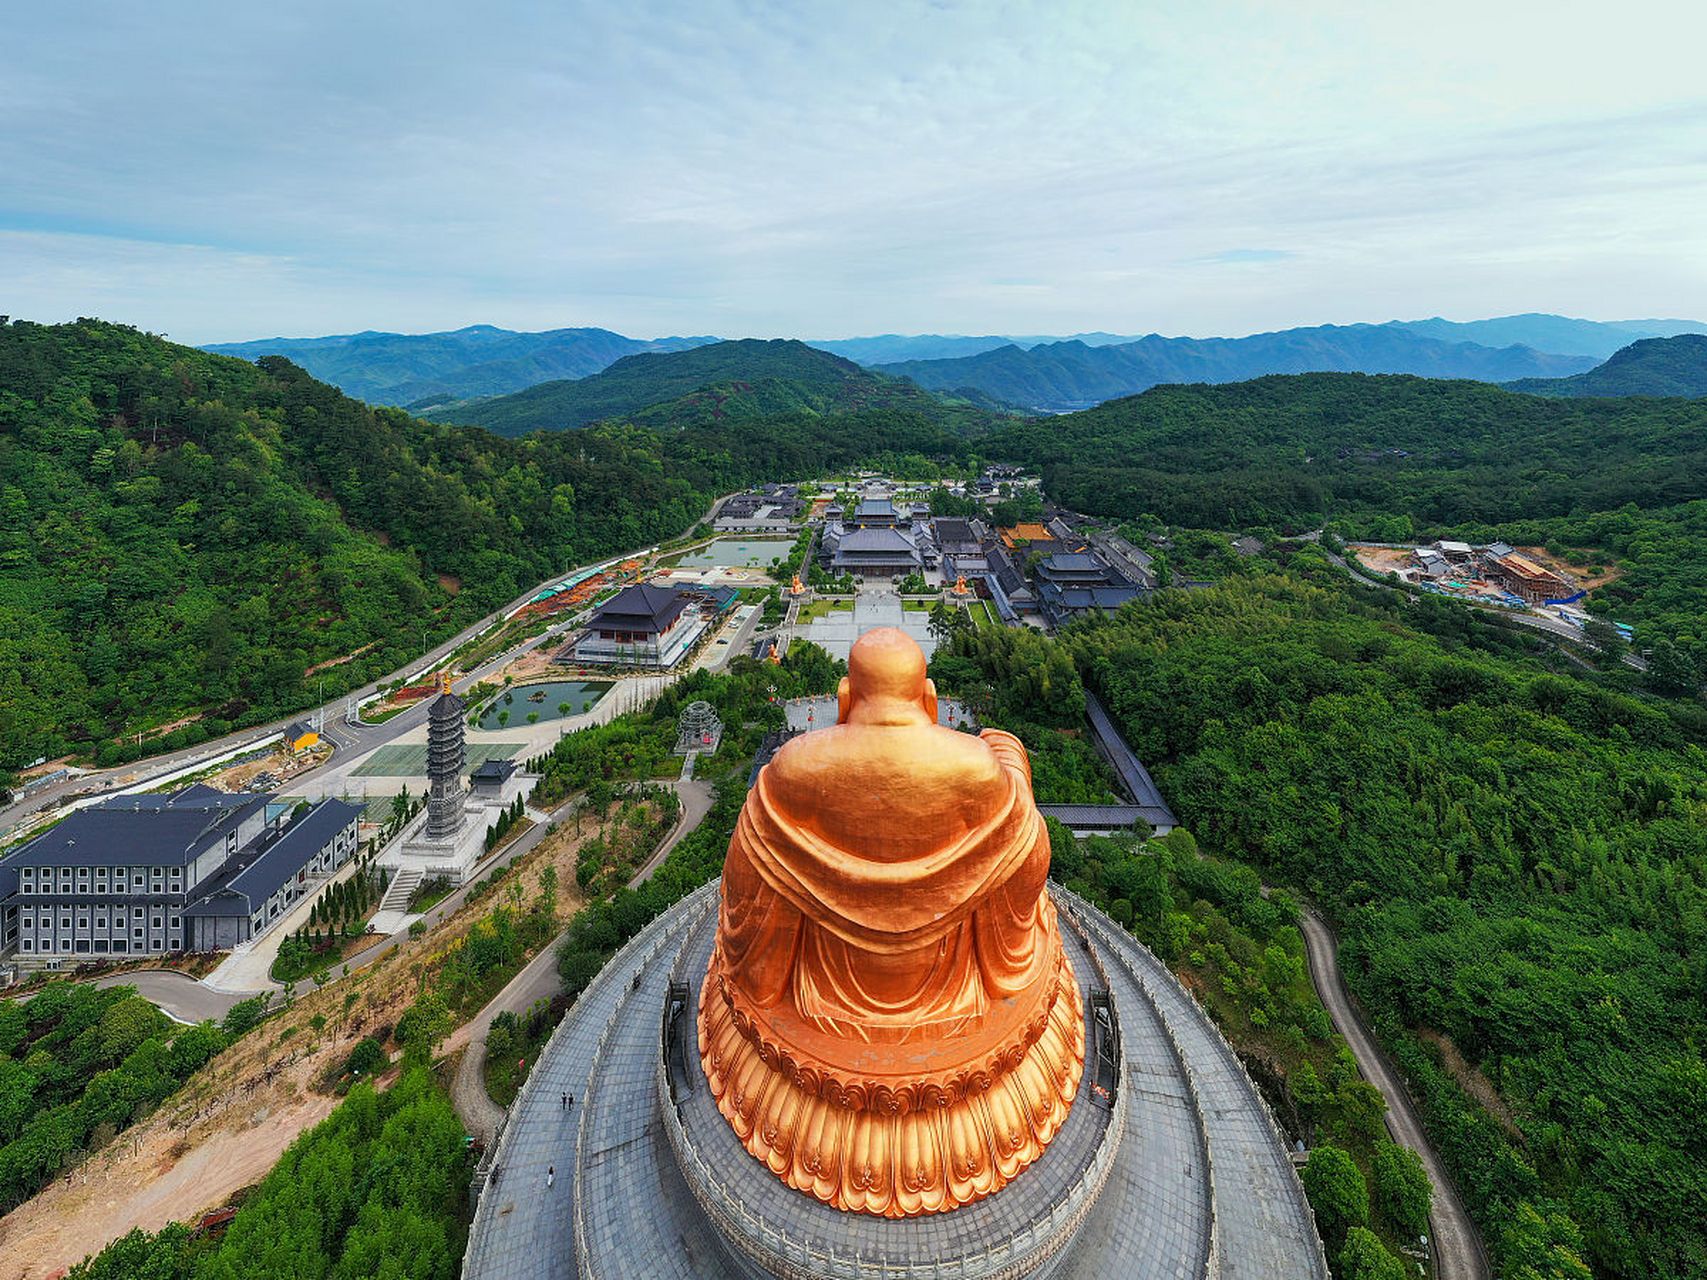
[835,527,915,554]
[185,798,360,916]
[1039,802,1176,829]
[9,787,267,869]
[591,584,688,633]
[1084,693,1177,824]
[1038,552,1107,575]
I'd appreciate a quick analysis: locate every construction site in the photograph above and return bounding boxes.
[1350,539,1631,638]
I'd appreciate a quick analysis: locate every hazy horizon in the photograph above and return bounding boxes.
[6,1,1706,344]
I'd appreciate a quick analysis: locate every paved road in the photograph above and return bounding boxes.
[83,970,252,1024]
[450,774,717,1143]
[1299,908,1491,1280]
[0,490,747,842]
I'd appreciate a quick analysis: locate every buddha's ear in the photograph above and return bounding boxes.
[923,678,939,724]
[836,676,852,723]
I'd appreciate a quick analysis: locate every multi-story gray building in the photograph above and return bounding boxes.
[0,785,360,961]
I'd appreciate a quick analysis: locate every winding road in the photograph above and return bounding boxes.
[1299,908,1491,1280]
[450,774,716,1145]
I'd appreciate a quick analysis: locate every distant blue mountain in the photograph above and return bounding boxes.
[807,332,1142,364]
[1392,313,1707,361]
[1506,334,1707,398]
[204,314,1707,414]
[876,323,1600,412]
[203,324,718,406]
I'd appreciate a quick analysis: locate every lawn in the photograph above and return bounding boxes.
[798,598,854,621]
[353,741,524,777]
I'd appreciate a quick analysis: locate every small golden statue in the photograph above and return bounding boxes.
[699,628,1083,1216]
[952,574,970,597]
[791,573,806,596]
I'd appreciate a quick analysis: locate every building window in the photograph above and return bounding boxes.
[94,940,109,953]
[78,917,88,930]
[20,940,30,952]
[113,940,126,953]
[170,915,180,928]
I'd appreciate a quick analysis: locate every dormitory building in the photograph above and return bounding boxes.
[0,784,360,963]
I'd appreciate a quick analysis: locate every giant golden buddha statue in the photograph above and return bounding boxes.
[699,628,1084,1217]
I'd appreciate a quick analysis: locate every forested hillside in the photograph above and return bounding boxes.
[63,1069,469,1280]
[0,319,968,774]
[988,373,1707,667]
[1507,334,1707,399]
[426,337,998,435]
[203,324,716,406]
[878,323,1594,411]
[1059,565,1707,1279]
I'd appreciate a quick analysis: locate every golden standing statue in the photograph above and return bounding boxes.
[699,628,1084,1217]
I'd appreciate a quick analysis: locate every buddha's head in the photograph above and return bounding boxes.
[838,627,939,726]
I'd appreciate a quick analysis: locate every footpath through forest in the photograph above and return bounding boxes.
[1298,908,1492,1280]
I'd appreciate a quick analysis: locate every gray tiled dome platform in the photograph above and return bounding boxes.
[463,882,1329,1280]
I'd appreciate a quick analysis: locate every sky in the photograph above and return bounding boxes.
[4,0,1706,344]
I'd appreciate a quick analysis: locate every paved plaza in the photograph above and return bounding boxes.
[462,882,1328,1280]
[799,593,939,662]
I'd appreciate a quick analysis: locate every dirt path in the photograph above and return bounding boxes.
[0,1051,340,1278]
[1299,908,1491,1280]
[447,777,716,1142]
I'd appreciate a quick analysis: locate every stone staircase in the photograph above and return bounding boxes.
[377,866,422,915]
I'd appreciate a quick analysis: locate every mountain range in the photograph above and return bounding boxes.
[1506,334,1707,398]
[202,324,717,406]
[420,338,1000,436]
[203,313,1707,419]
[877,324,1598,412]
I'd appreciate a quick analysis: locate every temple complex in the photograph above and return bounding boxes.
[463,631,1328,1279]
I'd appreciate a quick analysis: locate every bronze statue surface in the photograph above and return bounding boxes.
[699,627,1084,1216]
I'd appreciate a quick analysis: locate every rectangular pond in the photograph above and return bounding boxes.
[477,680,611,730]
[675,538,796,569]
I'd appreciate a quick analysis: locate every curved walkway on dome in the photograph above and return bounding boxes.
[462,883,1328,1280]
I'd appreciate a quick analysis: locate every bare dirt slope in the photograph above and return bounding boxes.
[0,804,590,1277]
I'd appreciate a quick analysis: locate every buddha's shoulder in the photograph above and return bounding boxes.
[770,723,1002,781]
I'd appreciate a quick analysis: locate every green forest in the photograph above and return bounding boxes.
[422,337,1002,435]
[986,372,1707,674]
[0,319,967,775]
[0,981,267,1213]
[1046,562,1705,1278]
[63,1068,469,1280]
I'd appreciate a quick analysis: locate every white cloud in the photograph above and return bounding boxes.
[2,0,1705,341]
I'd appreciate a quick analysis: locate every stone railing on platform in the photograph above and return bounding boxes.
[1055,884,1330,1280]
[575,884,718,1278]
